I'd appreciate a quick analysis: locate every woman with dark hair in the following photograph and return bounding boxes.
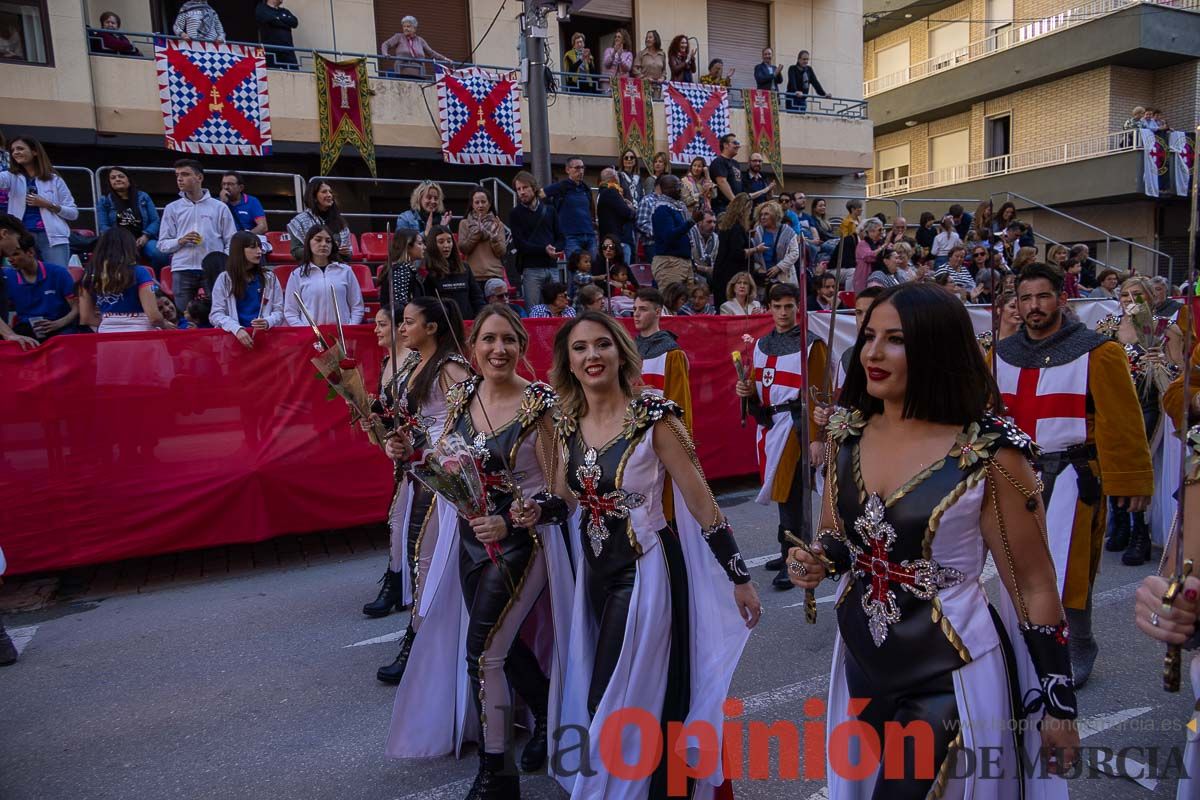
[641,151,671,198]
[592,233,627,281]
[789,282,1079,796]
[97,166,167,268]
[458,186,508,285]
[92,11,141,55]
[378,228,424,314]
[865,245,902,288]
[713,192,756,304]
[680,155,714,214]
[209,231,283,348]
[282,225,363,326]
[414,224,485,321]
[914,210,937,253]
[526,311,761,798]
[78,228,165,332]
[372,296,473,684]
[616,148,644,207]
[667,35,696,82]
[991,201,1018,236]
[386,305,572,797]
[1,136,79,265]
[632,29,666,83]
[287,181,352,261]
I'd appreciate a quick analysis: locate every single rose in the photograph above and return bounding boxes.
[339,357,358,370]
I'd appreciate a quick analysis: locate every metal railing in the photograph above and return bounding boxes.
[56,166,99,230]
[867,130,1139,197]
[308,175,518,230]
[85,29,868,121]
[863,0,1200,96]
[94,165,305,219]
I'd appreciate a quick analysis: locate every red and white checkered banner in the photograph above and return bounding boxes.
[437,65,523,167]
[664,81,730,166]
[154,37,272,156]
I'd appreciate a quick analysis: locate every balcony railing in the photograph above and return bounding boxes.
[863,0,1200,97]
[866,129,1139,197]
[86,29,868,121]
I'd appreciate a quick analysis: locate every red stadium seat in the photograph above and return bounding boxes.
[68,265,83,284]
[629,263,655,287]
[350,263,377,300]
[347,233,363,260]
[359,232,392,262]
[265,231,293,263]
[838,291,856,308]
[158,266,174,297]
[271,264,298,292]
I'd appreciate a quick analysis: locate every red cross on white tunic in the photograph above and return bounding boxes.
[1000,367,1085,443]
[754,354,804,406]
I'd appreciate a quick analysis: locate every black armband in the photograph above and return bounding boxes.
[1019,621,1078,720]
[531,491,569,526]
[701,519,752,585]
[815,529,853,579]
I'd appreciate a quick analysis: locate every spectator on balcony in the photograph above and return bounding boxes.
[1090,268,1121,299]
[0,21,24,59]
[990,201,1017,236]
[970,200,993,239]
[667,35,696,83]
[5,232,78,339]
[602,29,634,86]
[597,168,636,263]
[617,149,644,207]
[633,30,667,83]
[744,154,776,206]
[689,209,718,285]
[288,180,352,262]
[256,0,299,70]
[381,15,449,78]
[642,151,671,198]
[172,0,225,43]
[562,33,597,94]
[457,186,508,285]
[396,180,451,239]
[210,231,284,348]
[544,156,597,259]
[854,217,887,292]
[713,193,755,303]
[78,228,166,333]
[930,214,961,267]
[509,171,563,307]
[158,159,236,313]
[1068,243,1098,288]
[947,203,972,240]
[650,174,698,290]
[414,225,484,321]
[92,12,141,56]
[709,133,743,217]
[752,200,799,288]
[785,50,827,112]
[1123,106,1147,130]
[719,271,763,316]
[1143,108,1162,131]
[754,47,783,91]
[283,225,363,326]
[1,137,78,267]
[699,58,733,88]
[97,166,166,269]
[219,172,268,235]
[528,281,576,319]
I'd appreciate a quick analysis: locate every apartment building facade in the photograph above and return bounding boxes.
[0,0,870,230]
[860,0,1200,275]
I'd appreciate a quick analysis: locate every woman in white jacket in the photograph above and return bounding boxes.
[282,224,364,327]
[209,231,284,349]
[0,137,78,266]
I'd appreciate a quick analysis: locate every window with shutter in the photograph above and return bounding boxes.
[705,0,770,91]
[373,1,471,63]
[573,0,632,20]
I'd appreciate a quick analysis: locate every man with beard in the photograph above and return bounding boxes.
[735,283,828,590]
[995,262,1152,687]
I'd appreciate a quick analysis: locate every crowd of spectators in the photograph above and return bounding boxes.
[1123,106,1173,131]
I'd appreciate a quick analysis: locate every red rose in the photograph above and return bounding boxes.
[339,358,358,370]
[328,371,342,385]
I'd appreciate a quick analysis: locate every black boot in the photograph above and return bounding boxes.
[376,624,415,684]
[772,529,796,591]
[506,641,549,772]
[1122,513,1152,566]
[465,752,520,800]
[1105,500,1131,552]
[1066,603,1098,689]
[362,568,407,617]
[0,617,16,666]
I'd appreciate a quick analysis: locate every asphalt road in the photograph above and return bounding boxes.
[0,483,1193,799]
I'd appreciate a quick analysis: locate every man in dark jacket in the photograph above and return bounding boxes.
[256,0,299,69]
[542,156,597,259]
[754,47,784,90]
[785,50,827,112]
[596,167,636,254]
[650,175,697,290]
[509,171,565,306]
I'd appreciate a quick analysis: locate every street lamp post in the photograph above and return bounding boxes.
[522,1,565,186]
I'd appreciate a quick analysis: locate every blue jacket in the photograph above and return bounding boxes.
[97,191,160,239]
[651,201,694,259]
[542,179,595,236]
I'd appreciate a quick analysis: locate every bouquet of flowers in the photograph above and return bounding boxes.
[1124,295,1181,398]
[410,433,515,590]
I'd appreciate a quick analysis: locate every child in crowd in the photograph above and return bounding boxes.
[567,249,594,297]
[1063,258,1083,299]
[661,282,689,315]
[604,262,639,315]
[182,295,213,329]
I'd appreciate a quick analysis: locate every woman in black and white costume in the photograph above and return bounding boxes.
[374,297,473,684]
[524,311,762,799]
[789,284,1080,798]
[384,305,574,800]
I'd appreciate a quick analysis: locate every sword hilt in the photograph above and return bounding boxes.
[1163,559,1194,693]
[783,529,824,624]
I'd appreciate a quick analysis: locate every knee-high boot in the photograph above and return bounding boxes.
[1066,598,1098,688]
[506,641,549,772]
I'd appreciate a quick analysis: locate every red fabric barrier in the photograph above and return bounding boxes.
[0,316,772,575]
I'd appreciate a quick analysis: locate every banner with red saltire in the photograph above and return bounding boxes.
[612,77,655,164]
[742,89,784,189]
[664,81,730,167]
[436,65,523,166]
[154,37,271,156]
[315,54,376,177]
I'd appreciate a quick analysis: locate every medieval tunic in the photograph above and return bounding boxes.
[636,329,693,432]
[995,322,1154,610]
[821,411,1067,799]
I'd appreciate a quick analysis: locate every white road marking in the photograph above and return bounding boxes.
[1077,706,1157,791]
[739,674,830,716]
[745,552,779,569]
[1093,579,1142,609]
[394,777,474,800]
[9,625,37,655]
[345,627,410,648]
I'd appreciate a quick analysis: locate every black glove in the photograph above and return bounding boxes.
[1020,621,1078,720]
[701,519,751,585]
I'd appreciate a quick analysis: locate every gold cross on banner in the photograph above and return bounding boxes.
[476,107,487,128]
[208,87,224,113]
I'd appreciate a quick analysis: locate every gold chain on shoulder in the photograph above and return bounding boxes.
[664,414,721,522]
[983,456,1049,625]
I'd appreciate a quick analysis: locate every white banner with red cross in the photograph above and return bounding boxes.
[664,81,730,167]
[436,65,523,167]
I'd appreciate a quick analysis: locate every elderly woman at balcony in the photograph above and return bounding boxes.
[381,15,450,77]
[172,0,224,43]
[91,12,141,56]
[562,32,598,94]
